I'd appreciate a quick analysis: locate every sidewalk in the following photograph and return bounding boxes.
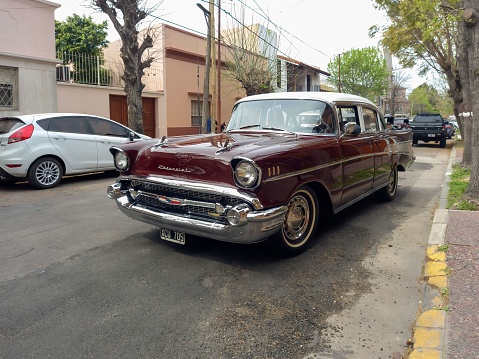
[409,146,479,359]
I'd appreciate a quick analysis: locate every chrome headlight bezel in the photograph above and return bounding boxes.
[233,158,261,189]
[114,150,129,171]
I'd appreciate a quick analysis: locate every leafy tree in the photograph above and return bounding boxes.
[93,0,160,134]
[409,84,435,114]
[408,83,453,115]
[370,0,472,160]
[55,14,109,55]
[326,47,389,102]
[55,14,111,85]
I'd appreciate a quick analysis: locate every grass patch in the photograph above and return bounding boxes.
[438,244,449,252]
[447,163,477,210]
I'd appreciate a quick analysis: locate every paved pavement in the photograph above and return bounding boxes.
[409,145,479,359]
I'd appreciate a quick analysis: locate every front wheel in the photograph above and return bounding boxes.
[27,157,64,189]
[376,167,398,202]
[271,185,319,256]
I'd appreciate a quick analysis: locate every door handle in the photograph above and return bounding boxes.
[52,135,67,140]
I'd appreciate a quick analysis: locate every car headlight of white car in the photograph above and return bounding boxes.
[233,159,260,188]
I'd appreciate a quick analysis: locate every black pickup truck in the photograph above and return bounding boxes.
[409,113,447,148]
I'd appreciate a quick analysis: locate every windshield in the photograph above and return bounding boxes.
[412,115,443,123]
[226,99,336,134]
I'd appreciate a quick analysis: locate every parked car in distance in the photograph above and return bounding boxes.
[107,92,414,256]
[0,113,150,189]
[444,121,455,139]
[409,113,447,147]
[393,114,410,130]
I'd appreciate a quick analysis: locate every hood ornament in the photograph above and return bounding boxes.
[153,136,169,149]
[215,138,233,155]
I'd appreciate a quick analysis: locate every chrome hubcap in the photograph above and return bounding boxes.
[284,195,309,241]
[36,161,60,185]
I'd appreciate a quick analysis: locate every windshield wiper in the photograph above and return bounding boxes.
[238,124,261,129]
[262,127,298,136]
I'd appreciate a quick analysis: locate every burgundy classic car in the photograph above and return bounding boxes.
[107,92,414,255]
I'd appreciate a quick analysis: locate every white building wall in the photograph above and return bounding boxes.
[0,54,58,117]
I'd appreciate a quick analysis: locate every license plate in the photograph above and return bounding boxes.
[160,228,186,245]
[428,134,436,137]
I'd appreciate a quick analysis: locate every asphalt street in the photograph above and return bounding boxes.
[0,142,453,358]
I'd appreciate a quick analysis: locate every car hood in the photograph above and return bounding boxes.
[127,131,308,184]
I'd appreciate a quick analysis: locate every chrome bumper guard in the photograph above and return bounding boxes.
[107,181,287,244]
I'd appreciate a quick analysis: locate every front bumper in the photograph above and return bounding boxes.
[107,177,288,244]
[413,132,445,140]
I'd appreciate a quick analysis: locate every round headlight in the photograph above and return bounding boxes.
[235,160,258,188]
[114,150,129,171]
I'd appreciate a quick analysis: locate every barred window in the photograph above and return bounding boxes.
[0,66,18,110]
[191,100,203,126]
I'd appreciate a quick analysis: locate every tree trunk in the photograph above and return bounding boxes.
[460,2,479,202]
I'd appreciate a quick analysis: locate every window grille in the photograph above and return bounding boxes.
[191,100,203,126]
[0,66,18,110]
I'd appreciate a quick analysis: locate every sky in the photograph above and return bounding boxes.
[52,0,426,90]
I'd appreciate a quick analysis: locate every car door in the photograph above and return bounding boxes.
[47,116,98,171]
[361,106,392,188]
[86,117,134,169]
[337,105,375,206]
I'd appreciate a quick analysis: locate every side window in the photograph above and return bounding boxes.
[88,117,129,138]
[362,107,378,132]
[338,106,359,133]
[49,117,89,134]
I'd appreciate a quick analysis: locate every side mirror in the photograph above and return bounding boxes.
[344,122,361,135]
[129,132,135,141]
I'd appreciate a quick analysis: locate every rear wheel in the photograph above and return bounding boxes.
[439,136,446,148]
[27,157,64,189]
[272,185,319,256]
[376,167,398,202]
[412,138,418,145]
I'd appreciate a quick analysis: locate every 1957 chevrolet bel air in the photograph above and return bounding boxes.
[107,92,414,255]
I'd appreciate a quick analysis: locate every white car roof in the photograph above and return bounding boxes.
[4,113,110,121]
[235,91,377,108]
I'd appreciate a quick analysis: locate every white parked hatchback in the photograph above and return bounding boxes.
[0,113,150,189]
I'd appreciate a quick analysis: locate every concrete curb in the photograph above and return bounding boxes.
[409,146,456,358]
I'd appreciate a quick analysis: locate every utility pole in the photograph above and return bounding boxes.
[210,0,216,133]
[338,53,341,93]
[217,0,222,133]
[197,3,211,134]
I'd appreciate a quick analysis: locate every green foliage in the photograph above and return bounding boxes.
[326,47,389,102]
[371,0,460,75]
[447,163,477,210]
[55,15,112,86]
[408,83,453,115]
[440,287,450,300]
[55,14,109,55]
[438,244,449,251]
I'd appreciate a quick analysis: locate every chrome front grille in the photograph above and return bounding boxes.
[130,179,244,223]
